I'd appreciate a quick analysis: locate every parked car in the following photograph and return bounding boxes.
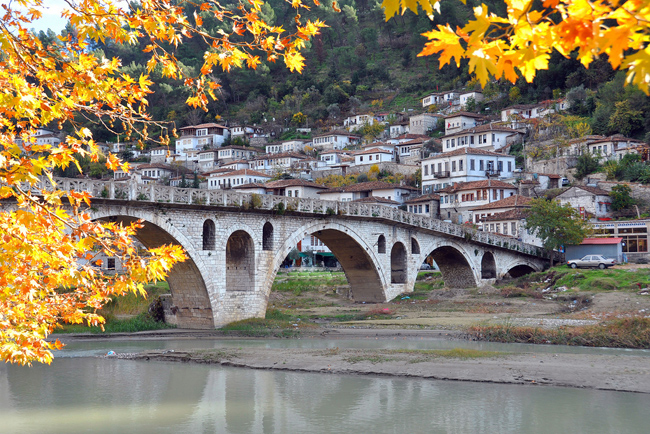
[567,255,616,269]
[420,262,432,270]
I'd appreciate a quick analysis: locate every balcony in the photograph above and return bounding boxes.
[485,169,501,177]
[434,171,450,178]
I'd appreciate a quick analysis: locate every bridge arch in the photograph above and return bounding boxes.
[377,235,386,254]
[226,230,255,292]
[411,237,420,254]
[391,242,407,284]
[419,241,478,289]
[262,222,274,251]
[89,208,214,329]
[268,221,387,303]
[203,219,216,250]
[481,252,497,279]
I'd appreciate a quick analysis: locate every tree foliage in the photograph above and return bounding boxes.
[575,152,600,180]
[610,184,635,211]
[0,0,324,364]
[401,0,650,92]
[524,198,590,265]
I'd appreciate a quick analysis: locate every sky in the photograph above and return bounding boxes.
[24,1,69,34]
[21,0,128,34]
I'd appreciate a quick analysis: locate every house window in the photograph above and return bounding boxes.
[470,159,475,170]
[459,160,463,171]
[512,222,517,235]
[452,161,456,172]
[479,160,484,171]
[425,204,430,213]
[508,161,512,172]
[498,161,503,171]
[424,165,429,176]
[107,258,116,270]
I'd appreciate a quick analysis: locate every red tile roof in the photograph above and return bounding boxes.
[480,208,530,222]
[580,237,623,245]
[471,194,532,211]
[351,196,400,205]
[403,193,441,204]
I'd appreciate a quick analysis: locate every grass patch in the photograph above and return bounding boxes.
[55,281,173,334]
[272,271,348,296]
[219,309,308,337]
[469,317,650,349]
[504,267,650,293]
[57,312,175,334]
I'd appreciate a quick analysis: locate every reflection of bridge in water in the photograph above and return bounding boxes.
[46,178,548,328]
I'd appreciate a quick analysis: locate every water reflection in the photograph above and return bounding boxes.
[1,357,648,433]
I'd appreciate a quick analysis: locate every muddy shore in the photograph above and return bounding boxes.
[57,328,650,394]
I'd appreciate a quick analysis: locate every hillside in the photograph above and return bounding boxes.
[35,1,650,144]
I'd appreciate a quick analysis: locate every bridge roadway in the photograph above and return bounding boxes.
[38,178,549,329]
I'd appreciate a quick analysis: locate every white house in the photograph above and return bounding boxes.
[149,147,168,164]
[230,125,255,139]
[261,178,327,199]
[556,186,612,220]
[586,136,646,162]
[389,122,409,138]
[438,179,517,224]
[353,148,395,166]
[500,103,554,129]
[396,138,427,163]
[459,91,484,109]
[421,147,516,193]
[403,193,441,219]
[265,143,283,154]
[422,92,443,108]
[134,163,180,182]
[441,124,523,152]
[312,130,361,151]
[175,123,230,156]
[281,140,309,153]
[318,150,349,167]
[221,160,250,171]
[197,149,219,172]
[248,152,304,174]
[216,145,258,162]
[206,168,272,189]
[318,181,416,204]
[409,113,442,135]
[343,114,375,132]
[444,112,485,135]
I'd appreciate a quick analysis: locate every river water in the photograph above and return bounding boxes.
[1,338,649,433]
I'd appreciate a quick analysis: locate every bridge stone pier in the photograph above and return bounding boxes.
[47,179,549,329]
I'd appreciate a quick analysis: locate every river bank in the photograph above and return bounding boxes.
[55,328,650,394]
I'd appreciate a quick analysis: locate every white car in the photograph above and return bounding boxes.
[567,255,616,269]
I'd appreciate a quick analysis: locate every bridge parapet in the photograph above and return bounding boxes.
[41,177,548,259]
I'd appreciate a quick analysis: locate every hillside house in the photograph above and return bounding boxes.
[409,113,442,135]
[403,193,441,219]
[438,179,517,224]
[459,91,484,109]
[441,124,523,152]
[175,123,230,156]
[444,112,485,135]
[318,181,417,204]
[206,168,271,190]
[353,148,395,166]
[556,186,612,220]
[312,130,360,151]
[421,148,516,193]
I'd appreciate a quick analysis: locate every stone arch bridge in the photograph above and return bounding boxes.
[44,178,549,329]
